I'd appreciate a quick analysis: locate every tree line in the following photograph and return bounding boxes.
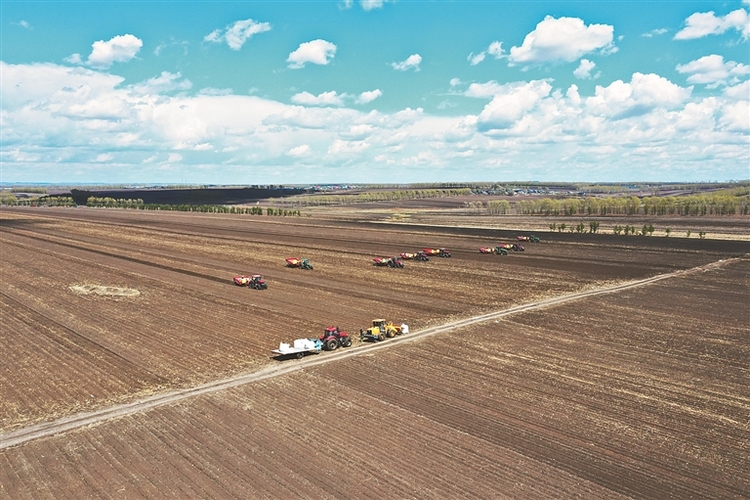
[271,188,473,207]
[1,195,301,216]
[514,190,748,216]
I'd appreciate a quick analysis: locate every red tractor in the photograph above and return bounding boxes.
[373,257,405,268]
[479,246,509,255]
[415,251,430,261]
[423,248,451,257]
[320,326,352,350]
[400,251,429,261]
[233,274,268,289]
[518,235,541,242]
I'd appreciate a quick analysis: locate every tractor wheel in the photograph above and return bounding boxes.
[325,338,338,351]
[386,330,395,338]
[341,337,352,347]
[377,333,385,341]
[296,352,305,359]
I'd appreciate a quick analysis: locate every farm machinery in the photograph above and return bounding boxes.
[498,243,525,252]
[272,326,352,359]
[286,257,313,270]
[373,256,405,268]
[233,274,268,289]
[400,251,429,261]
[479,246,509,255]
[517,235,541,243]
[272,338,323,359]
[360,319,409,342]
[423,248,451,257]
[320,326,352,350]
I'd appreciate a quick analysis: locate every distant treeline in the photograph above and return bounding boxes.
[6,195,77,207]
[3,185,748,217]
[69,186,305,206]
[83,197,300,216]
[514,189,749,216]
[7,187,49,194]
[2,195,300,216]
[271,188,473,206]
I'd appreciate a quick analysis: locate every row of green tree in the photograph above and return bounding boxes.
[85,197,301,216]
[515,190,749,216]
[6,195,77,207]
[0,195,300,216]
[273,188,473,207]
[549,221,601,233]
[549,221,706,238]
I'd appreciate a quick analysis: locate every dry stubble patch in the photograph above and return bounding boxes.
[69,284,141,298]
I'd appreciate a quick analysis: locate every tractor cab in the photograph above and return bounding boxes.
[323,326,340,336]
[360,319,388,342]
[320,326,351,350]
[250,275,268,289]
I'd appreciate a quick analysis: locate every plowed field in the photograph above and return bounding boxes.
[1,207,748,498]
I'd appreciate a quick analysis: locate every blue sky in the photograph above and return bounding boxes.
[2,1,749,184]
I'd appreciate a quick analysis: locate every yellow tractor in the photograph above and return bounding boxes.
[360,319,403,342]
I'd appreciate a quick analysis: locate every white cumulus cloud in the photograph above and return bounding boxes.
[360,0,389,10]
[287,144,311,157]
[468,52,486,66]
[642,28,668,37]
[676,54,750,86]
[476,80,553,130]
[574,59,598,79]
[467,41,504,66]
[132,71,192,95]
[85,34,143,69]
[2,61,747,185]
[488,41,504,58]
[287,39,337,69]
[724,80,750,100]
[509,16,615,65]
[204,18,271,50]
[465,81,506,99]
[291,91,346,107]
[95,153,114,162]
[391,54,422,71]
[586,72,691,118]
[328,138,370,155]
[674,8,750,40]
[356,89,382,104]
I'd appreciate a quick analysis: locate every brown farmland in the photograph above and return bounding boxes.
[1,207,748,498]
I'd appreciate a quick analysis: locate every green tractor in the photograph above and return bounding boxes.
[286,257,313,270]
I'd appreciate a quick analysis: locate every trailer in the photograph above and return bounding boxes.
[272,338,324,359]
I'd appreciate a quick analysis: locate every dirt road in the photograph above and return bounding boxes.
[1,257,738,450]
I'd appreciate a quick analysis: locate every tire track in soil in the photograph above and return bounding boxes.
[0,212,427,258]
[0,226,450,313]
[0,292,169,387]
[0,257,739,450]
